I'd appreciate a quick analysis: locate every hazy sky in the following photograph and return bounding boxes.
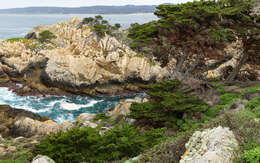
[0,0,193,9]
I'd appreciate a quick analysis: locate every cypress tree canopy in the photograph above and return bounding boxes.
[128,0,260,69]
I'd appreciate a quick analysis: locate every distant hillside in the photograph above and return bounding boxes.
[0,5,157,14]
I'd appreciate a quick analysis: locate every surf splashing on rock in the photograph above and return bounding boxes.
[0,87,144,123]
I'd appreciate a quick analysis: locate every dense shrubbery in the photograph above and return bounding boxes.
[246,97,260,118]
[82,15,121,37]
[38,30,57,43]
[138,107,260,163]
[0,157,28,163]
[243,146,260,163]
[128,80,210,129]
[35,122,165,163]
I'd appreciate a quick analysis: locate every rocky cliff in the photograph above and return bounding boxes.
[0,18,169,96]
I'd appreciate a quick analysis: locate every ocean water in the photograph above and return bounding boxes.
[0,13,157,39]
[0,87,144,123]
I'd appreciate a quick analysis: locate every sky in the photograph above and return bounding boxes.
[0,0,193,9]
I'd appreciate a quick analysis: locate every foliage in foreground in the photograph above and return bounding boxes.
[0,157,29,163]
[243,146,260,163]
[128,79,210,129]
[138,108,260,163]
[35,122,165,163]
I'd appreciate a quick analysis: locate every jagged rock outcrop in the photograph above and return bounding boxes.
[0,41,47,75]
[0,18,169,95]
[180,126,238,163]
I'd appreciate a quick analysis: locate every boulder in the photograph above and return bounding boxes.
[77,113,98,128]
[32,155,55,163]
[77,113,96,123]
[13,117,60,137]
[180,126,238,163]
[107,97,146,118]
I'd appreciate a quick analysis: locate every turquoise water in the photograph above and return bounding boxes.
[0,87,143,123]
[0,13,158,39]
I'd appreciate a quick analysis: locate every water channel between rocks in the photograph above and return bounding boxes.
[0,87,145,123]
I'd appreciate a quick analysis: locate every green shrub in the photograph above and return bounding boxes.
[83,17,95,24]
[134,53,144,58]
[93,113,109,122]
[129,80,210,128]
[138,130,194,163]
[82,16,121,38]
[204,107,221,118]
[35,123,165,163]
[243,147,260,163]
[38,30,57,43]
[114,23,121,29]
[248,85,260,94]
[149,61,156,66]
[246,97,260,117]
[119,52,125,57]
[0,157,29,163]
[6,38,27,43]
[217,93,242,109]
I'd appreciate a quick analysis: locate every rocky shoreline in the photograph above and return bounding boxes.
[0,7,259,162]
[0,18,169,98]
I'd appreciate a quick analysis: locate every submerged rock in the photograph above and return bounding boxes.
[180,126,238,163]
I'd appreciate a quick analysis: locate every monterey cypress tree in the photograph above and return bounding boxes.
[128,0,260,81]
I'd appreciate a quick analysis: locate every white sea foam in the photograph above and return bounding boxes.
[56,113,74,123]
[0,87,16,102]
[60,99,101,111]
[0,86,135,123]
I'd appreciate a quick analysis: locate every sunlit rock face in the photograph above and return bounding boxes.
[37,18,168,87]
[0,18,168,94]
